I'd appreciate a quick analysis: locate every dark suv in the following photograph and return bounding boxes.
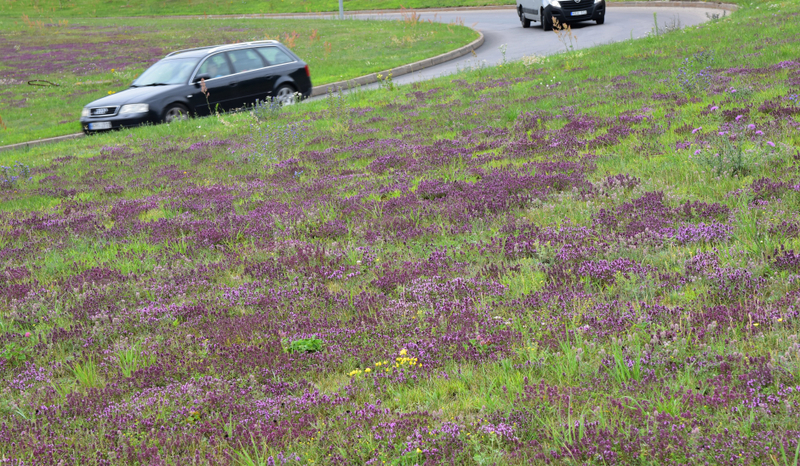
[80,40,312,133]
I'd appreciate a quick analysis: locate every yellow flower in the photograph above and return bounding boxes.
[399,349,408,356]
[778,318,783,322]
[365,368,371,373]
[108,91,115,94]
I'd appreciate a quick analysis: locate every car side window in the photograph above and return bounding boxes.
[197,54,232,79]
[256,47,294,66]
[228,49,266,73]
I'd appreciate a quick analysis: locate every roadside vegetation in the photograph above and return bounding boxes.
[0,15,477,145]
[1,0,800,464]
[6,0,514,17]
[0,0,752,17]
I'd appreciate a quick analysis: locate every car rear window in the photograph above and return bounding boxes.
[256,47,294,66]
[197,54,232,78]
[228,49,266,73]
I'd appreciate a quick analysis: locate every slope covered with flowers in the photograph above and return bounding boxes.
[1,3,800,465]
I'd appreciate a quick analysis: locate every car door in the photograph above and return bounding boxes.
[226,48,269,109]
[519,0,537,17]
[255,46,297,101]
[190,52,238,114]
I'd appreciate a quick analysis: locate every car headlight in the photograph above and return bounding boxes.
[81,108,90,117]
[119,104,149,114]
[550,0,561,6]
[594,0,602,3]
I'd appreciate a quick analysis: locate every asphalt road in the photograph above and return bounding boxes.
[322,6,726,88]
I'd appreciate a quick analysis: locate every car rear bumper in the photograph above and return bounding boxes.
[546,1,604,23]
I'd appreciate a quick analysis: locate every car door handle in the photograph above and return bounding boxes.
[229,82,238,87]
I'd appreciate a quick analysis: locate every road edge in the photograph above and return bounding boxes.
[0,132,84,154]
[310,30,484,97]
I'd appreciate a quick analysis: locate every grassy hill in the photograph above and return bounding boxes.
[1,0,799,464]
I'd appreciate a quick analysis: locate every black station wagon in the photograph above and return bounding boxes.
[80,40,312,133]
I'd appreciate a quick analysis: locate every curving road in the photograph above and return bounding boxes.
[319,5,727,88]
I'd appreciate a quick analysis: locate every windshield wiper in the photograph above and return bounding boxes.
[132,82,171,87]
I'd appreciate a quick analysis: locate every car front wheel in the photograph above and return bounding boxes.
[596,16,605,24]
[543,10,553,31]
[163,104,189,123]
[274,85,297,106]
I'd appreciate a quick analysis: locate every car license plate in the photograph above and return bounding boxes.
[571,10,587,15]
[89,122,112,130]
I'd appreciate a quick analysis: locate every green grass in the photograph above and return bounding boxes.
[0,15,477,145]
[4,0,515,18]
[2,0,800,463]
[0,0,753,18]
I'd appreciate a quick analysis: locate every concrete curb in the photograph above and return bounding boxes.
[310,31,484,97]
[0,132,84,153]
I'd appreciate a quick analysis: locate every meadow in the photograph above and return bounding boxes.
[1,0,800,465]
[0,0,754,18]
[4,0,513,18]
[0,0,758,18]
[0,15,477,146]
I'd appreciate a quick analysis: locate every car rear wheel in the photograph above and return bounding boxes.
[163,104,189,123]
[519,8,531,28]
[274,85,297,106]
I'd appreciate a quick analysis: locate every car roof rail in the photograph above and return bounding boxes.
[206,40,281,54]
[165,45,217,57]
[166,40,282,58]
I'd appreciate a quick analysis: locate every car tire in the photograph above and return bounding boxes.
[274,85,297,106]
[543,10,553,31]
[596,16,605,24]
[163,104,189,123]
[519,8,531,28]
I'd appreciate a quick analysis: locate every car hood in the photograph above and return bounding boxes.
[84,84,183,108]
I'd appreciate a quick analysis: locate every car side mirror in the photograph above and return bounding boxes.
[194,74,211,84]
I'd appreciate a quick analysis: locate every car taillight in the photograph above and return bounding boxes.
[304,64,310,77]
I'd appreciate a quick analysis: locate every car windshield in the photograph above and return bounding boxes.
[132,57,200,87]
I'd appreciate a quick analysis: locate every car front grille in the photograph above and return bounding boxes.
[90,106,119,117]
[560,0,594,11]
